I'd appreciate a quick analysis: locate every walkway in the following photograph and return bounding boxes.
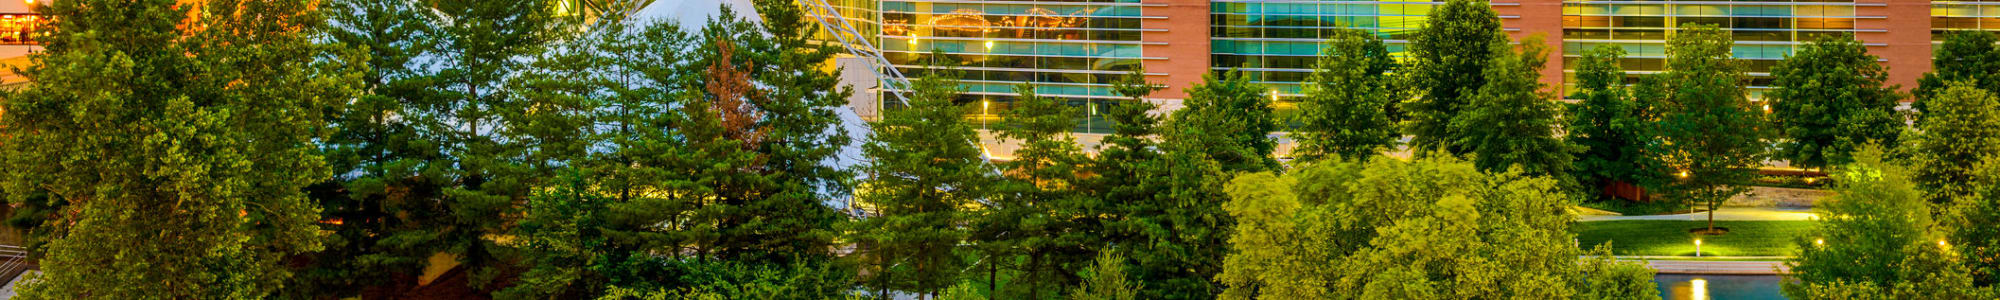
[1634,259,1789,275]
[1580,207,1818,222]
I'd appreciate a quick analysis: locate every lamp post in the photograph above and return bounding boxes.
[1695,239,1702,257]
[982,99,990,131]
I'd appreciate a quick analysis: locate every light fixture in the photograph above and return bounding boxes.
[1270,90,1280,101]
[1677,171,1690,179]
[907,38,919,45]
[1694,239,1702,257]
[1815,238,1824,246]
[984,40,994,50]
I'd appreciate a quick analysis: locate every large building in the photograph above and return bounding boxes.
[809,0,1975,141]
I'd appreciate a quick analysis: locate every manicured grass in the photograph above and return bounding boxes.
[1576,220,1815,257]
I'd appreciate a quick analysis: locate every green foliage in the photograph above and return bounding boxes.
[1168,70,1280,173]
[1785,146,1989,299]
[1216,155,1654,299]
[1642,25,1768,231]
[1577,245,1662,300]
[1293,30,1401,162]
[1452,35,1577,181]
[1093,69,1235,299]
[853,68,991,296]
[1403,0,1507,155]
[1911,81,2000,203]
[0,0,354,298]
[974,83,1102,298]
[1949,158,2000,286]
[1567,45,1667,197]
[1069,251,1141,300]
[1768,34,1905,169]
[1915,31,2000,115]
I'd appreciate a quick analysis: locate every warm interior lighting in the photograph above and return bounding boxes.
[984,40,994,49]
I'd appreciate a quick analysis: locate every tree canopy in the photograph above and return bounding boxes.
[1768,34,1904,169]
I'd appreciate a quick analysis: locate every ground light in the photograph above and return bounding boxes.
[1694,239,1702,257]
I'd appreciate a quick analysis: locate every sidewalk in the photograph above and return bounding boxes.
[1631,259,1789,275]
[1580,207,1818,222]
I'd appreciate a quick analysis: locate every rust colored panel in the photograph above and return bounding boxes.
[1140,0,1209,101]
[1496,0,1567,92]
[1855,0,1932,100]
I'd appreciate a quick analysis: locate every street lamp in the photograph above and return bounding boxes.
[982,99,990,131]
[1694,239,1702,257]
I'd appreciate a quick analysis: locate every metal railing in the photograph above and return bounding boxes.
[797,0,915,110]
[0,245,30,284]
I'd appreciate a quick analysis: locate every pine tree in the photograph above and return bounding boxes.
[1167,70,1279,173]
[0,0,356,297]
[296,0,451,295]
[1293,30,1401,162]
[1451,35,1577,180]
[1403,0,1508,155]
[1069,251,1140,300]
[852,67,992,297]
[977,83,1099,298]
[1567,45,1666,199]
[1768,34,1904,170]
[1643,25,1769,233]
[1093,69,1233,299]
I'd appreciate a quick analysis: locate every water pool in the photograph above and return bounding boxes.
[1653,274,1787,300]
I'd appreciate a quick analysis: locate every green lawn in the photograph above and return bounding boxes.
[1575,220,1815,257]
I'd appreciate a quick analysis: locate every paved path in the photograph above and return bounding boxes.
[1636,260,1789,275]
[1580,207,1818,222]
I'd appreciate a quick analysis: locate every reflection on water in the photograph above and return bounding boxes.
[1653,274,1787,300]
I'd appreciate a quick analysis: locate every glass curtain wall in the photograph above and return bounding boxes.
[879,0,1152,133]
[1561,0,1873,98]
[1210,0,1437,96]
[1932,1,2000,41]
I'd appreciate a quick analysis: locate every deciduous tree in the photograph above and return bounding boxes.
[1785,147,1990,299]
[1403,0,1508,155]
[1911,81,2000,203]
[1768,34,1904,169]
[1643,25,1768,233]
[1452,35,1577,180]
[1293,30,1400,162]
[1566,45,1666,199]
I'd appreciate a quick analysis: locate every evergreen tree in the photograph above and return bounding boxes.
[977,83,1100,298]
[1069,251,1141,300]
[1167,70,1279,173]
[1911,81,2000,203]
[1785,147,1989,299]
[1915,31,2000,115]
[719,0,858,263]
[1768,34,1905,170]
[1403,0,1507,155]
[852,68,991,297]
[1093,70,1234,299]
[295,0,451,295]
[1451,35,1577,180]
[398,0,565,288]
[1293,30,1401,162]
[0,0,356,297]
[1643,25,1768,232]
[1567,45,1665,199]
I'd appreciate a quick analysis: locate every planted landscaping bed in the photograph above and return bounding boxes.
[1575,220,1814,257]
